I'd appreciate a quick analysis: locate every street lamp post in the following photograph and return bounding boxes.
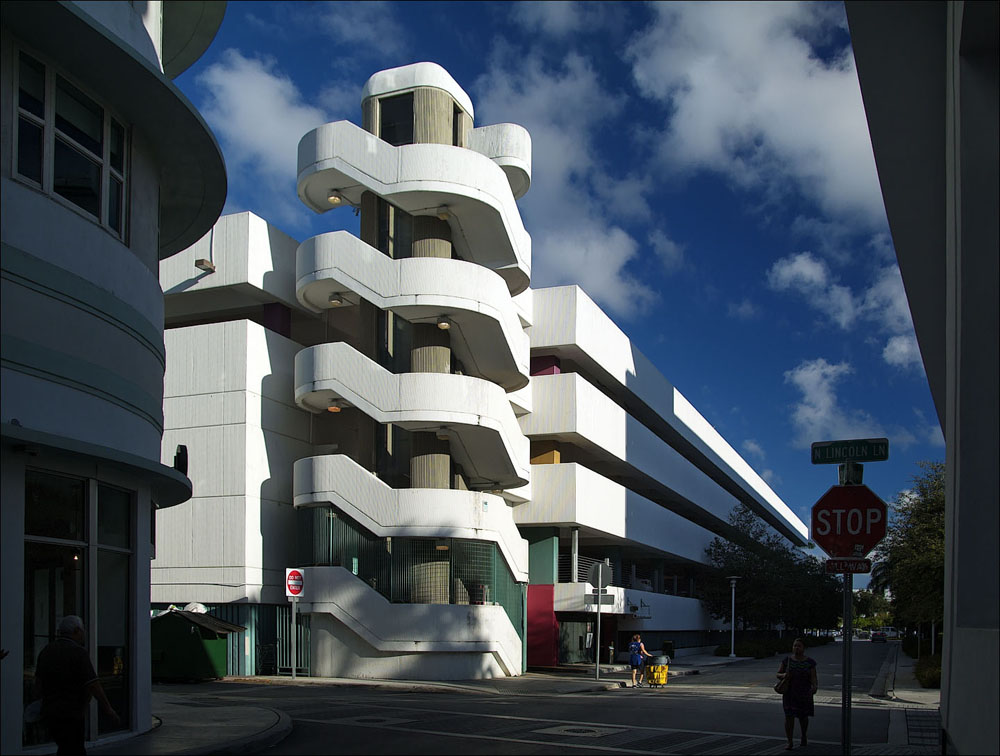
[727,576,740,658]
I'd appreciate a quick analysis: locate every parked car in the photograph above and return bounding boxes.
[881,627,900,639]
[871,628,887,642]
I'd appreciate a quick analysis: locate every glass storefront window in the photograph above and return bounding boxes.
[98,485,131,548]
[23,470,134,745]
[24,470,86,541]
[97,550,130,734]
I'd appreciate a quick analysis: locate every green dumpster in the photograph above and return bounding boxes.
[151,609,245,680]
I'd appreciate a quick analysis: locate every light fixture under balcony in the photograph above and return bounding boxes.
[434,539,450,551]
[327,190,346,206]
[327,399,348,413]
[194,258,215,273]
[436,317,451,330]
[436,206,450,221]
[328,293,344,306]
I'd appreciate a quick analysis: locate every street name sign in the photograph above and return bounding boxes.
[825,558,872,574]
[811,438,889,465]
[811,485,888,558]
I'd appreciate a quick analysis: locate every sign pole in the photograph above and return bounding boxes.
[594,562,602,682]
[842,572,852,755]
[291,595,298,679]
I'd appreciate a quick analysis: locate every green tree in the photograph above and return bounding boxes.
[703,503,840,631]
[853,589,892,630]
[871,461,945,627]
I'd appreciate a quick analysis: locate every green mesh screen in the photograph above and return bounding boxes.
[309,508,524,633]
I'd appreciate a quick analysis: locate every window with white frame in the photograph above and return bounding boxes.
[15,50,128,240]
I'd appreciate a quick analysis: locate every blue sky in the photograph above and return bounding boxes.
[174,1,944,572]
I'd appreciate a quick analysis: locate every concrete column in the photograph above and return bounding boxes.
[571,527,579,583]
[412,216,452,259]
[413,87,454,145]
[410,323,450,373]
[410,433,450,489]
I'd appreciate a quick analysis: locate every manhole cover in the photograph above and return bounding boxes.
[533,725,624,738]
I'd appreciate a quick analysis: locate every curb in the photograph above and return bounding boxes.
[869,643,899,698]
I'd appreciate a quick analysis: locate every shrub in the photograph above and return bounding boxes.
[914,653,942,688]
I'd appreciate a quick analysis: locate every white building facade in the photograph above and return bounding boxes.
[153,63,807,680]
[0,1,226,752]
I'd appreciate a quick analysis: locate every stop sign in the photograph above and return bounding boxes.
[811,485,888,558]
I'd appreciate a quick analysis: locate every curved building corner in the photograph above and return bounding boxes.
[1,2,226,753]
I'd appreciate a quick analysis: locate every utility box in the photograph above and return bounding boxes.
[151,609,245,680]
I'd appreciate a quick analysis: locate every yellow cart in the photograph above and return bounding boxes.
[647,655,670,687]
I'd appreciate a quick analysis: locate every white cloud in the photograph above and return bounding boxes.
[882,334,921,369]
[474,49,658,318]
[511,1,612,37]
[649,229,685,272]
[728,298,759,320]
[784,358,885,447]
[742,439,766,459]
[198,50,328,182]
[761,468,781,486]
[625,1,885,230]
[858,264,914,337]
[767,252,857,328]
[318,1,407,57]
[768,253,922,370]
[197,50,332,223]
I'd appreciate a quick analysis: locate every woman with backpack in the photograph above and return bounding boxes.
[629,633,653,687]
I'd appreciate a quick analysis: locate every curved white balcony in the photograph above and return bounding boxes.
[362,62,475,120]
[297,121,531,295]
[294,455,528,580]
[294,342,529,489]
[298,566,521,678]
[466,124,531,200]
[296,232,529,390]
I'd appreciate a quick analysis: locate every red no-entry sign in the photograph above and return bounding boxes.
[285,568,304,597]
[811,485,887,558]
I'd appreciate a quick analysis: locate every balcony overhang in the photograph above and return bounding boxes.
[294,342,529,489]
[296,232,528,390]
[297,121,530,295]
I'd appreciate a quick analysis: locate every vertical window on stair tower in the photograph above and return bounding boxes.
[379,93,413,146]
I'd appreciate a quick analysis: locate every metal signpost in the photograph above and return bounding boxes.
[587,561,613,681]
[810,439,889,756]
[285,568,304,679]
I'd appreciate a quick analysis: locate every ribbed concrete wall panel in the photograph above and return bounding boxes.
[294,454,529,579]
[161,212,304,313]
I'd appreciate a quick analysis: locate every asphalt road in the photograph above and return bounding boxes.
[163,640,895,754]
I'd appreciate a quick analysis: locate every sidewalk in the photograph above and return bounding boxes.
[88,647,940,755]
